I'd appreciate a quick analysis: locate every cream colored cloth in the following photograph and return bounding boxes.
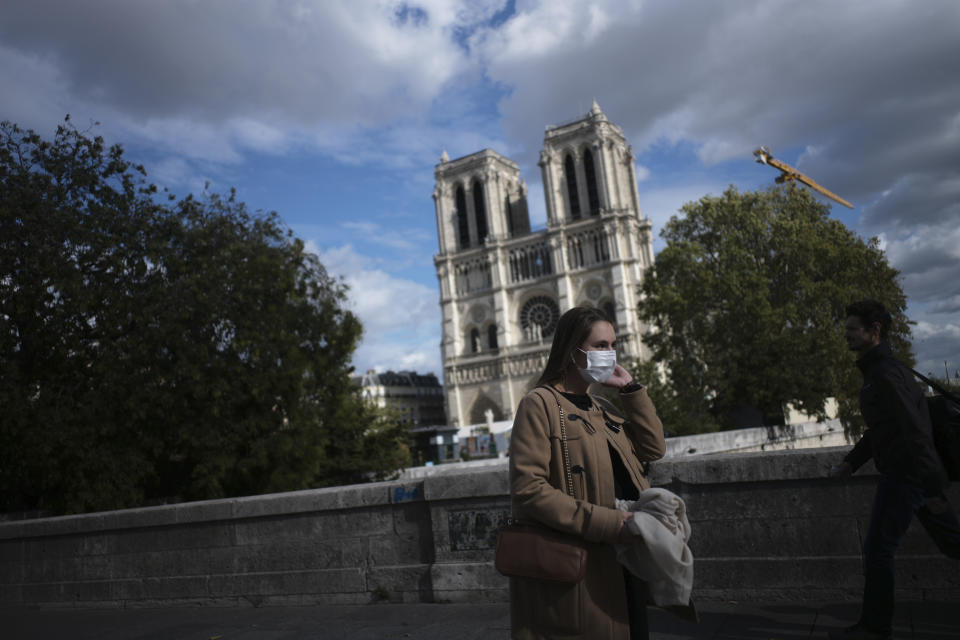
[614,488,694,607]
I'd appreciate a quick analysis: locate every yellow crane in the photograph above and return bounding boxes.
[754,146,853,209]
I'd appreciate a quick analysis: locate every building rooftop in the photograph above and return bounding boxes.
[355,370,441,388]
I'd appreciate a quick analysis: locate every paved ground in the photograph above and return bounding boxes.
[3,600,959,639]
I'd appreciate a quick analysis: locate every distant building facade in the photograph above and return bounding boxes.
[432,102,656,427]
[407,424,460,466]
[355,369,447,426]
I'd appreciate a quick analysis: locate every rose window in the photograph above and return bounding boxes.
[520,296,560,339]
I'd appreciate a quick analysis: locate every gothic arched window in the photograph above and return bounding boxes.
[602,301,617,327]
[505,196,515,236]
[456,186,470,249]
[488,324,498,350]
[470,328,481,353]
[564,154,581,220]
[473,179,488,243]
[584,148,601,215]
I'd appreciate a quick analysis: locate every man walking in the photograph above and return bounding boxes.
[829,300,960,640]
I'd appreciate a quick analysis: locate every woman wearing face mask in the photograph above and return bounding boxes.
[508,306,665,640]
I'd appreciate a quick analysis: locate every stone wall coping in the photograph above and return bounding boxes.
[649,445,859,486]
[0,478,426,541]
[0,446,861,541]
[663,419,846,458]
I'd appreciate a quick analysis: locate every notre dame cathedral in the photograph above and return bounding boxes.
[432,102,655,427]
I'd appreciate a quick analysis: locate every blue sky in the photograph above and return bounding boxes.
[2,0,958,380]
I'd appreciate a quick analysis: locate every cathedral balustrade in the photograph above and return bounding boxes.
[507,239,554,284]
[451,361,500,384]
[502,350,549,377]
[453,256,493,295]
[566,225,611,270]
[449,349,548,385]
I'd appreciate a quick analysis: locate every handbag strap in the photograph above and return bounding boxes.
[537,386,575,498]
[909,367,960,404]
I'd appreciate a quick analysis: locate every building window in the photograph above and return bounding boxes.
[470,328,481,353]
[488,324,498,350]
[603,301,616,327]
[564,154,581,220]
[584,148,600,215]
[473,179,488,243]
[505,196,514,236]
[456,186,470,249]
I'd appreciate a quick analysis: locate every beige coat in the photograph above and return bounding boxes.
[508,385,666,640]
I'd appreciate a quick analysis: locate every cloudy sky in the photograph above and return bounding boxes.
[2,0,958,379]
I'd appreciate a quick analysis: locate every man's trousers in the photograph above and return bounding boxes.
[859,474,960,633]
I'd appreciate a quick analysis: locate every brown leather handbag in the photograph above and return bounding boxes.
[494,388,588,583]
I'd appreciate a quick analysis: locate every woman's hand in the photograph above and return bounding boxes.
[616,510,640,544]
[603,364,634,389]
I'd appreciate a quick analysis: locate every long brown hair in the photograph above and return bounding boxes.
[536,306,612,387]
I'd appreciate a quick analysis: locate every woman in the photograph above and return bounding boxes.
[509,306,665,640]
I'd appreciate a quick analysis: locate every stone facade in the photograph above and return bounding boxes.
[433,102,655,427]
[355,370,446,427]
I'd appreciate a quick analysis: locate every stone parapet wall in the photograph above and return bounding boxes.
[1,447,957,608]
[662,419,848,458]
[399,418,849,481]
[650,448,959,602]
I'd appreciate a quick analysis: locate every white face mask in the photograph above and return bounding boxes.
[575,348,616,383]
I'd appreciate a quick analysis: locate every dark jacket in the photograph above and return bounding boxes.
[844,342,947,494]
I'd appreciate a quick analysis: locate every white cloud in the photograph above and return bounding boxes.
[147,156,211,196]
[340,221,427,252]
[230,118,290,154]
[0,44,71,129]
[476,0,960,207]
[341,222,380,235]
[0,0,508,172]
[860,173,960,232]
[0,1,468,123]
[470,0,959,375]
[912,319,960,380]
[882,222,960,304]
[311,243,442,377]
[636,181,732,250]
[4,0,957,381]
[927,296,960,316]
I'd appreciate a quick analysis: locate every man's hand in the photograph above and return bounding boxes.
[829,461,852,478]
[923,496,949,515]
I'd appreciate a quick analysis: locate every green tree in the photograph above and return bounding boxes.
[633,185,911,436]
[0,118,409,514]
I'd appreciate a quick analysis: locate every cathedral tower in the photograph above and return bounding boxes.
[433,102,655,427]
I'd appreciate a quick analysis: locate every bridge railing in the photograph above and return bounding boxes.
[1,447,957,608]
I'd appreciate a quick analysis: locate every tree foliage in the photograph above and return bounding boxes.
[0,119,409,514]
[633,185,911,436]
